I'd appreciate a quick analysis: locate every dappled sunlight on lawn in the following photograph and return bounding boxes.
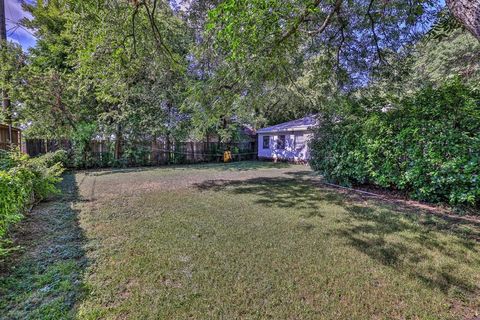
[71,163,479,319]
[195,170,480,316]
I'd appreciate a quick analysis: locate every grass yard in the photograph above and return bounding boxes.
[1,161,479,319]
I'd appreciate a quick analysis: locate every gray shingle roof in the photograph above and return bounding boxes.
[257,115,318,133]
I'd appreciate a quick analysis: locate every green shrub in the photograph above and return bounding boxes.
[27,154,65,201]
[0,168,34,247]
[39,150,69,168]
[0,150,64,256]
[311,79,480,207]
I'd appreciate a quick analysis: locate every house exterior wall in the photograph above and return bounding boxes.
[257,130,313,162]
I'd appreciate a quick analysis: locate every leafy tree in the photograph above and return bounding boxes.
[14,0,194,157]
[0,42,25,126]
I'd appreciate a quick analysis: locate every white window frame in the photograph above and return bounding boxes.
[295,133,305,149]
[262,135,270,149]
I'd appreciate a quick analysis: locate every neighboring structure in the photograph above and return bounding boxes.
[0,124,22,151]
[257,115,318,162]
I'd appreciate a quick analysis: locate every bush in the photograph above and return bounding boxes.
[0,150,64,256]
[311,79,480,207]
[38,150,69,168]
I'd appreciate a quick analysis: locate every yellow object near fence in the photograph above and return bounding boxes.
[223,150,232,163]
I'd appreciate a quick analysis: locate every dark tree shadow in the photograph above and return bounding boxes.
[196,176,324,219]
[0,174,89,319]
[338,204,479,297]
[195,172,480,301]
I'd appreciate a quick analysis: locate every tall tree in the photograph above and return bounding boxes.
[0,0,12,143]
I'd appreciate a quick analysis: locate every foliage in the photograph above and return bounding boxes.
[369,29,480,100]
[310,79,480,206]
[0,42,26,126]
[411,30,480,85]
[206,0,440,84]
[71,122,97,169]
[37,149,69,168]
[3,0,194,150]
[0,150,64,256]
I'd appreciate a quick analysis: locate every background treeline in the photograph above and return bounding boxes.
[0,0,262,157]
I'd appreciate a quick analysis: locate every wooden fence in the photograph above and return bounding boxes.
[26,139,72,156]
[25,138,257,168]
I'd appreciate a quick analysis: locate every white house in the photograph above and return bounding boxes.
[257,115,318,162]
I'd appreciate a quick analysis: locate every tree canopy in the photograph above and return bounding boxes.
[1,0,478,142]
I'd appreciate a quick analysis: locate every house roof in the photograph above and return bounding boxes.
[257,115,318,134]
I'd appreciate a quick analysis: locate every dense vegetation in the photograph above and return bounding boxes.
[0,150,65,257]
[311,80,480,206]
[1,0,479,206]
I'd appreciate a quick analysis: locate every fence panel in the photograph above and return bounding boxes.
[25,139,257,168]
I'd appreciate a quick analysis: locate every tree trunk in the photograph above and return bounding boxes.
[115,125,123,161]
[166,101,173,165]
[166,132,171,165]
[151,135,157,165]
[205,134,209,162]
[446,0,480,41]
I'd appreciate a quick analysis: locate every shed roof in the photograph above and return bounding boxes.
[257,115,318,134]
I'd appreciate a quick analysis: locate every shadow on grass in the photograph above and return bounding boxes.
[197,176,324,219]
[85,161,292,177]
[0,174,88,319]
[195,172,480,299]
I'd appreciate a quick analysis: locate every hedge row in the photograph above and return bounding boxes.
[0,150,65,256]
[310,79,480,207]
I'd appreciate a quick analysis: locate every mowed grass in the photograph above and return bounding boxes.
[2,162,479,319]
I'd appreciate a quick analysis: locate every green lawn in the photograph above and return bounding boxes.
[1,162,479,319]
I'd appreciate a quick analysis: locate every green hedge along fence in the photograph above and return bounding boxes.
[0,150,65,257]
[311,79,480,207]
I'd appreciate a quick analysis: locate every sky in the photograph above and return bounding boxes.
[5,0,36,50]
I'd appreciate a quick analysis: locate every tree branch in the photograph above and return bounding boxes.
[139,0,177,62]
[367,0,384,64]
[131,4,139,57]
[308,0,343,36]
[277,0,322,45]
[446,0,480,41]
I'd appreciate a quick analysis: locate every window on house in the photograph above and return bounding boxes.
[277,135,286,150]
[263,136,270,149]
[295,133,305,149]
